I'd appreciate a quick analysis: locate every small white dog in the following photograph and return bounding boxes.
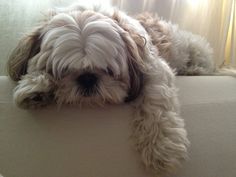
[7,4,216,176]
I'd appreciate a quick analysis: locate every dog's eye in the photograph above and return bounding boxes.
[107,68,114,77]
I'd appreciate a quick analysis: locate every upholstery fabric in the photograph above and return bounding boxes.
[0,76,236,177]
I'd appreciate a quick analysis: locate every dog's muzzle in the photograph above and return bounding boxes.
[76,73,98,97]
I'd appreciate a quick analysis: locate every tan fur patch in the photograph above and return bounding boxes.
[136,13,171,60]
[112,11,146,63]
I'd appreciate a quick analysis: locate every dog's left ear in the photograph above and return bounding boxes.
[112,12,146,102]
[121,31,146,102]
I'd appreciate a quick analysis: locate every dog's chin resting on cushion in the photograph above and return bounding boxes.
[7,4,216,176]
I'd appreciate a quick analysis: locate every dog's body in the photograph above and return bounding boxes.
[7,4,216,176]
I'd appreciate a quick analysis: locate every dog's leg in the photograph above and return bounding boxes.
[13,72,55,109]
[132,61,189,175]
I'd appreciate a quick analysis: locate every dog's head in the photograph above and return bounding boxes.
[7,9,146,107]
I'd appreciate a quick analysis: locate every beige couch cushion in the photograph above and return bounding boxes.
[1,76,236,177]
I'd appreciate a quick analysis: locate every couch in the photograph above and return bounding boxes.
[1,76,236,177]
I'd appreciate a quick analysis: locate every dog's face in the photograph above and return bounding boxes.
[41,11,130,106]
[8,10,145,107]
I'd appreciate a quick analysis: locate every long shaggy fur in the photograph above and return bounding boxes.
[7,4,219,176]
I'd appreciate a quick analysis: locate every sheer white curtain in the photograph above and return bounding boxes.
[113,0,236,68]
[0,0,235,75]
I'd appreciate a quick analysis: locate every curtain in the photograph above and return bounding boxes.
[224,0,236,67]
[0,0,235,75]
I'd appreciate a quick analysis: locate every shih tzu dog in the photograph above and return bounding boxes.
[7,3,215,176]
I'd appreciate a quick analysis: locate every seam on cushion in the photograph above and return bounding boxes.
[180,100,236,106]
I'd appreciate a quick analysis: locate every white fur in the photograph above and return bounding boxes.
[29,12,129,79]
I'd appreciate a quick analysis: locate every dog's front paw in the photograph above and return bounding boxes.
[140,133,188,175]
[13,73,55,109]
[15,91,53,109]
[133,110,189,175]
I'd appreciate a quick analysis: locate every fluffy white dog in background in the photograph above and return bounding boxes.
[7,3,218,176]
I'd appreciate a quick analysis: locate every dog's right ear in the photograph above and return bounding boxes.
[7,26,45,81]
[120,31,146,102]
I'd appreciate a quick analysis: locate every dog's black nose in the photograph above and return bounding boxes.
[76,73,98,96]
